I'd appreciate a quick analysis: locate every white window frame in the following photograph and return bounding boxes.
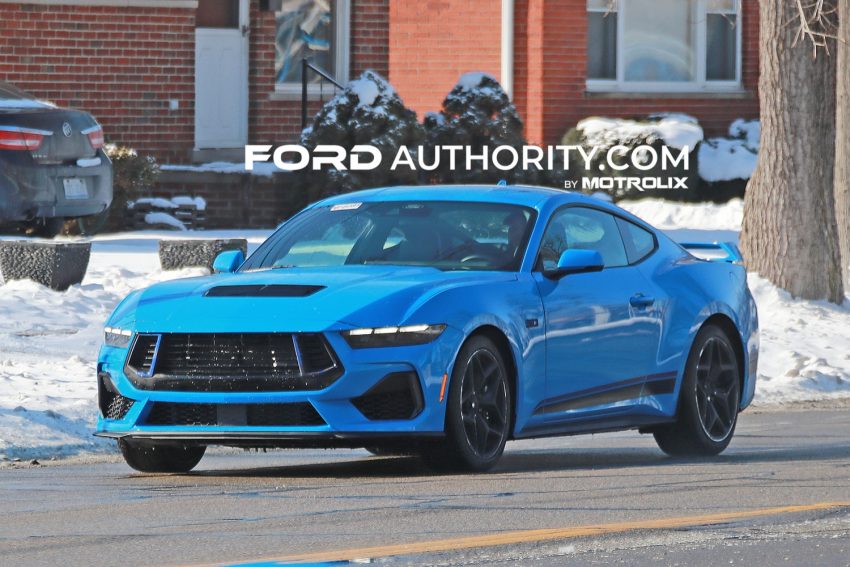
[586,0,742,93]
[274,0,351,95]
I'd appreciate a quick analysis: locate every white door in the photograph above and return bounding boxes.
[194,0,249,149]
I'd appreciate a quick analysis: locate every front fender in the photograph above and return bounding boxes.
[405,274,547,436]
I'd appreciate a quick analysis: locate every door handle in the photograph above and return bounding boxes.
[629,294,655,308]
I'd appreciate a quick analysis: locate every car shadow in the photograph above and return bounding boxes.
[183,441,850,479]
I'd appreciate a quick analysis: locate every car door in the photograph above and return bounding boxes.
[532,206,661,425]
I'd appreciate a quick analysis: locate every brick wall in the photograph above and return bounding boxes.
[512,0,760,144]
[249,0,389,148]
[0,3,197,163]
[388,0,502,115]
[0,0,389,164]
[155,171,298,228]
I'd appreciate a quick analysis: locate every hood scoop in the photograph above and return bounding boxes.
[204,284,325,298]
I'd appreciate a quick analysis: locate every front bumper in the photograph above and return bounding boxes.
[95,327,463,446]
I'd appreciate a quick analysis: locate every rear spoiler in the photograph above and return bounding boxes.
[680,241,743,264]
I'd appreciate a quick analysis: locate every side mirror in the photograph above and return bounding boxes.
[546,249,604,279]
[212,249,244,273]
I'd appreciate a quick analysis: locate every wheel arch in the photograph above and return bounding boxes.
[697,313,746,398]
[460,324,519,438]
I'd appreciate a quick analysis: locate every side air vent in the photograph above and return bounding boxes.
[97,372,134,420]
[204,284,325,297]
[352,372,424,421]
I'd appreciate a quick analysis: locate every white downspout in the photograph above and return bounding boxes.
[501,0,514,98]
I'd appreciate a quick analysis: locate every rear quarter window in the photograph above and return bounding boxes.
[616,217,657,264]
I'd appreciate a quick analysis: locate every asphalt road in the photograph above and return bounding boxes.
[1,407,849,567]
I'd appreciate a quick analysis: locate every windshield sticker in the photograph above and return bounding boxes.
[331,203,362,211]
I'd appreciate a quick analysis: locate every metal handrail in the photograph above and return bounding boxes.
[301,57,344,130]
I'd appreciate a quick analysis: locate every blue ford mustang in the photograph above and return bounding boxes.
[96,185,759,473]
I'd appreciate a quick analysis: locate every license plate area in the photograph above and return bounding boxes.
[63,177,88,200]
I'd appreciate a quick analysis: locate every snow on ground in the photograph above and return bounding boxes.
[1,201,849,459]
[0,230,270,460]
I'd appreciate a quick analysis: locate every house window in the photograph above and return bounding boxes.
[586,0,741,91]
[274,0,350,91]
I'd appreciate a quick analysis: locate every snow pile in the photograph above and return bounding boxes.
[748,274,850,404]
[620,198,744,232]
[127,196,208,231]
[577,114,704,151]
[131,196,207,211]
[160,161,280,177]
[698,119,760,183]
[144,212,187,231]
[0,231,270,460]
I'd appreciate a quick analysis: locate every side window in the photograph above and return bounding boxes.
[616,217,656,264]
[538,207,628,271]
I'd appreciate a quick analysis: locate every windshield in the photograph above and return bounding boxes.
[241,201,537,272]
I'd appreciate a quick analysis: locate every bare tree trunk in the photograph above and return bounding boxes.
[836,0,850,286]
[741,0,844,303]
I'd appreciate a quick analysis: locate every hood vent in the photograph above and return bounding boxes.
[204,284,325,297]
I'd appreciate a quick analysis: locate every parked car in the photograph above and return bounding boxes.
[0,82,112,237]
[96,185,759,473]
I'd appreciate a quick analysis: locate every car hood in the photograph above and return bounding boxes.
[120,265,516,333]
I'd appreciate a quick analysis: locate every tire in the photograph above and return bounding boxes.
[654,325,741,456]
[118,439,206,473]
[420,335,512,472]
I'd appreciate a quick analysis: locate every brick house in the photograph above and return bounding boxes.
[0,0,758,226]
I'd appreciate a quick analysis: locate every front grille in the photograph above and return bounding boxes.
[144,402,325,427]
[353,372,424,421]
[97,372,135,420]
[146,403,216,426]
[127,334,159,377]
[124,333,342,392]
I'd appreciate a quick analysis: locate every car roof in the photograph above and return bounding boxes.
[315,184,608,210]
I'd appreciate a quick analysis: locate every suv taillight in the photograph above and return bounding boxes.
[82,125,104,149]
[0,126,48,151]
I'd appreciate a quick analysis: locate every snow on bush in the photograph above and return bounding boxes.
[698,119,760,183]
[423,72,555,186]
[577,113,704,151]
[563,114,702,200]
[297,70,424,200]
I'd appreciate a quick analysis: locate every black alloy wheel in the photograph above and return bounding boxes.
[654,325,741,456]
[420,335,511,472]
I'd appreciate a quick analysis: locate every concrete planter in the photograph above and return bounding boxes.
[0,241,91,291]
[159,239,248,271]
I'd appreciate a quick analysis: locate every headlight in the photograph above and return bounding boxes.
[104,326,133,348]
[341,324,446,348]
